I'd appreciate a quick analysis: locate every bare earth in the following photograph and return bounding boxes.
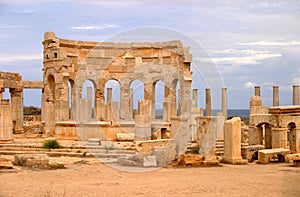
[0,160,299,197]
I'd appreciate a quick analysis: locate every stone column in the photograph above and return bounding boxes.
[129,88,133,118]
[255,86,260,96]
[273,86,279,106]
[0,100,13,142]
[87,87,93,120]
[222,117,247,164]
[95,89,105,121]
[144,83,155,119]
[293,85,299,105]
[272,127,288,148]
[295,128,300,153]
[222,88,227,117]
[106,88,113,121]
[9,88,23,133]
[205,88,211,116]
[192,89,198,107]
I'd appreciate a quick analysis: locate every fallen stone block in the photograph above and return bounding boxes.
[241,145,265,161]
[176,154,203,167]
[143,156,157,167]
[0,157,13,169]
[116,133,135,141]
[14,154,49,167]
[286,154,300,167]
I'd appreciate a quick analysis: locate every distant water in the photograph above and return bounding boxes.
[156,109,250,118]
[206,109,250,118]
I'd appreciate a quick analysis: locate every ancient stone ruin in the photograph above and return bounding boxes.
[0,32,300,168]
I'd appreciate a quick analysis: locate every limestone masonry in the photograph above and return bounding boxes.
[0,32,300,167]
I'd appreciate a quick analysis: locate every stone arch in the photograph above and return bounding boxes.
[104,79,121,121]
[288,122,296,153]
[154,80,164,119]
[46,74,55,102]
[256,122,273,149]
[82,79,96,119]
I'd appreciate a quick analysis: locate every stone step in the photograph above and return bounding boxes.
[0,147,85,153]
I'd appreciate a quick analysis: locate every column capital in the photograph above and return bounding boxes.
[9,88,23,97]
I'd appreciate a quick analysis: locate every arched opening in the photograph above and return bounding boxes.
[104,79,120,121]
[82,80,96,119]
[257,122,272,148]
[154,80,164,119]
[47,75,55,102]
[130,80,144,118]
[176,80,180,116]
[2,88,10,102]
[68,80,74,119]
[288,122,296,153]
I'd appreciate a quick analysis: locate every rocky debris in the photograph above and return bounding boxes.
[286,154,300,167]
[14,154,49,167]
[175,154,203,167]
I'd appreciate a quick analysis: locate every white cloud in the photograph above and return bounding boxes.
[238,41,300,46]
[210,53,282,65]
[244,81,257,89]
[0,55,42,63]
[14,9,35,14]
[292,77,300,85]
[0,24,23,29]
[207,49,282,66]
[71,24,119,30]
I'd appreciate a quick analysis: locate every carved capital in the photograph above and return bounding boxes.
[9,88,22,97]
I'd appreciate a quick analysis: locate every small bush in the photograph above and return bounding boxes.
[14,156,28,166]
[43,140,61,149]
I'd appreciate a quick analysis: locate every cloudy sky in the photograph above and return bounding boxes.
[0,0,299,109]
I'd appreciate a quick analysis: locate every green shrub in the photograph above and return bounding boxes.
[43,140,61,149]
[14,156,28,166]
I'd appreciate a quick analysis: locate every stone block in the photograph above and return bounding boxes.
[116,133,135,141]
[241,145,265,161]
[176,154,203,166]
[258,148,291,164]
[14,154,49,167]
[152,146,167,167]
[143,156,157,167]
[0,157,13,169]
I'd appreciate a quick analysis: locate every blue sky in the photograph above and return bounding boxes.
[0,0,299,109]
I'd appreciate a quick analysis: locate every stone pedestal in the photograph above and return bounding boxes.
[0,100,13,142]
[135,114,151,141]
[272,127,288,149]
[222,117,247,164]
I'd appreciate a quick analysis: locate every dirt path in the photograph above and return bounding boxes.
[0,162,299,197]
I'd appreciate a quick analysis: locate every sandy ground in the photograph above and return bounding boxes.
[0,160,299,197]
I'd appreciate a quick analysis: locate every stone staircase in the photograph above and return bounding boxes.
[215,139,224,156]
[185,139,224,156]
[0,138,136,162]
